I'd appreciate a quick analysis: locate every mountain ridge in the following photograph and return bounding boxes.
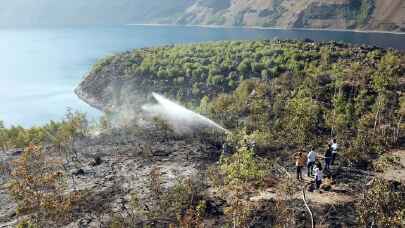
[169,0,405,32]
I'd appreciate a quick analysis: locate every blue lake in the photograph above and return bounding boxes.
[1,25,405,127]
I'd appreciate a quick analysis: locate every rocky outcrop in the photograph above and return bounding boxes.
[74,52,156,126]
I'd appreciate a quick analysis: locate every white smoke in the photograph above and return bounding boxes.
[142,93,229,134]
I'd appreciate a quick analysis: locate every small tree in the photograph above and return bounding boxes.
[0,121,8,152]
[219,137,272,227]
[220,145,265,185]
[285,97,321,146]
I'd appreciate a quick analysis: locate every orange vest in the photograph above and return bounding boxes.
[295,153,306,167]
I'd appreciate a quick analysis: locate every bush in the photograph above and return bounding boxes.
[373,154,403,172]
[355,178,405,226]
[130,167,206,227]
[8,145,81,226]
[220,145,264,184]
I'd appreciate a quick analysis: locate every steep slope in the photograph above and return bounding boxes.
[0,0,404,32]
[366,0,405,31]
[174,0,405,32]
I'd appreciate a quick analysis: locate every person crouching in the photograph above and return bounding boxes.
[314,162,323,192]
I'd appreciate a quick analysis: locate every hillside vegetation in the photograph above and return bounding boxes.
[80,40,405,165]
[1,40,405,227]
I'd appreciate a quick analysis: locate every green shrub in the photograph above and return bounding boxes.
[356,178,405,226]
[373,155,403,172]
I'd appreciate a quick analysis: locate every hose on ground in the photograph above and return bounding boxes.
[302,182,315,228]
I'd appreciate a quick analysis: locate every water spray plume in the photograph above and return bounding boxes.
[142,92,230,134]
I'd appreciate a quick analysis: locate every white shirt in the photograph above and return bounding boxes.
[331,143,338,153]
[307,150,316,163]
[314,167,323,181]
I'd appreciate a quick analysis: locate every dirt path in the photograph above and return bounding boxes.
[298,150,405,206]
[251,171,357,205]
[249,150,405,227]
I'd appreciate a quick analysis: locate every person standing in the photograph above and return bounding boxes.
[331,139,338,165]
[314,162,323,191]
[307,147,317,177]
[217,142,231,163]
[293,151,307,181]
[249,140,257,154]
[324,144,333,171]
[222,142,231,156]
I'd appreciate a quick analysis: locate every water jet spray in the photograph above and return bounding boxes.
[142,92,230,134]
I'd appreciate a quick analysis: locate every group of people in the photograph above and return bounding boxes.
[293,139,339,190]
[221,138,339,191]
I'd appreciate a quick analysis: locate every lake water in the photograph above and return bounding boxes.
[1,25,405,127]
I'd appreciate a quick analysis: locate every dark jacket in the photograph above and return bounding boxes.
[324,147,332,158]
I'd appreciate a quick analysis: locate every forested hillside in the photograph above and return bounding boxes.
[78,40,405,163]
